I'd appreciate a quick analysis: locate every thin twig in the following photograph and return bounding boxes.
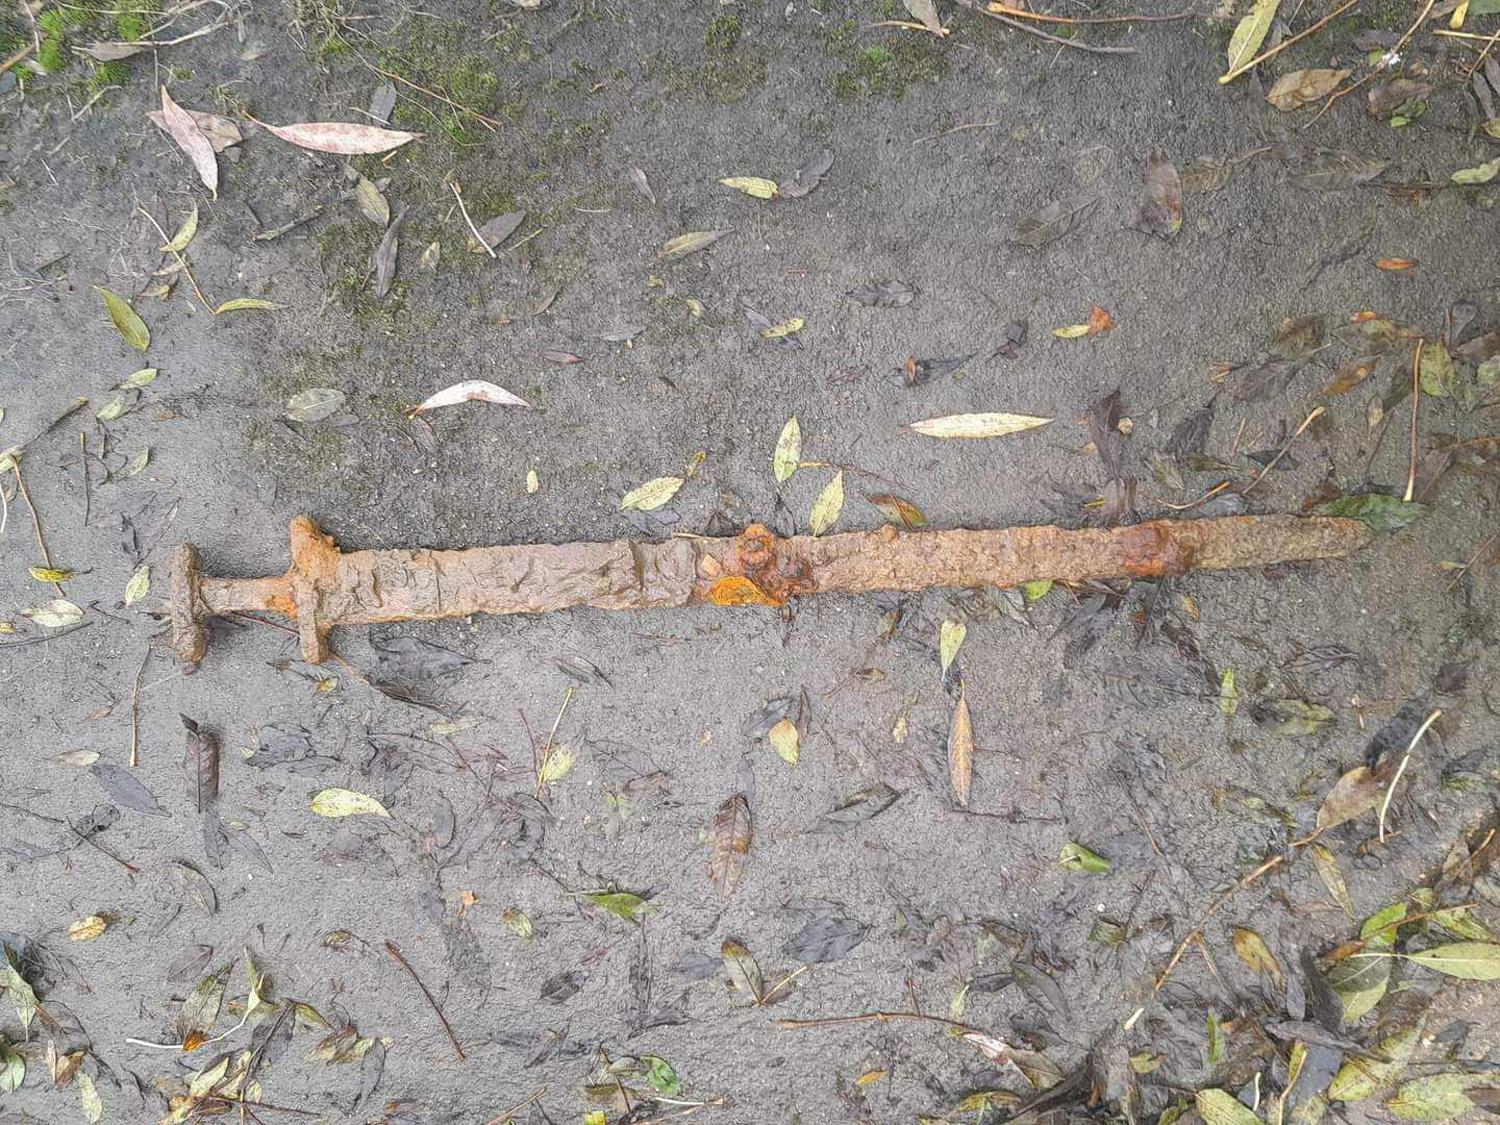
[1404,338,1422,503]
[371,62,504,130]
[986,3,1194,23]
[912,120,1001,144]
[776,1010,984,1034]
[0,42,32,75]
[1377,709,1441,842]
[534,686,575,798]
[1443,532,1498,593]
[384,941,465,1061]
[1220,0,1359,83]
[482,1087,546,1125]
[1244,406,1324,496]
[451,181,497,259]
[14,463,65,597]
[79,431,90,527]
[136,206,215,313]
[954,0,1137,53]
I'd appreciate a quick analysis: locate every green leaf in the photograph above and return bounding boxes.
[644,1055,681,1095]
[620,475,683,511]
[1329,903,1406,1021]
[1219,667,1239,716]
[0,1039,23,1093]
[582,891,649,921]
[118,367,158,389]
[773,416,801,482]
[1222,0,1281,80]
[1330,1023,1421,1101]
[21,599,83,629]
[1316,494,1428,532]
[1450,156,1500,185]
[96,395,131,422]
[1388,1074,1483,1121]
[1206,1009,1227,1064]
[1059,841,1110,874]
[808,470,844,535]
[29,565,74,582]
[939,619,967,676]
[76,1070,103,1124]
[0,954,39,1030]
[1418,343,1456,398]
[96,286,150,351]
[214,297,282,313]
[163,204,199,252]
[1405,941,1500,980]
[1197,1088,1261,1125]
[309,787,391,818]
[1020,578,1053,603]
[124,564,150,606]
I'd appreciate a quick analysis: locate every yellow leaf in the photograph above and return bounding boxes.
[768,718,800,765]
[1052,323,1091,339]
[906,412,1052,439]
[1231,926,1283,985]
[809,470,844,535]
[773,416,801,482]
[96,286,150,351]
[939,619,967,676]
[68,915,108,941]
[214,298,282,313]
[948,691,973,807]
[124,564,150,606]
[1021,578,1053,603]
[621,475,684,511]
[761,316,804,339]
[162,204,199,252]
[118,367,158,389]
[1221,0,1282,82]
[29,566,74,583]
[526,468,539,494]
[309,787,391,818]
[659,229,731,259]
[503,907,533,939]
[540,746,575,783]
[1451,156,1500,185]
[1266,68,1350,111]
[719,176,779,199]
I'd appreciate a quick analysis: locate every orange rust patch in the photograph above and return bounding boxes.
[728,522,816,603]
[1120,523,1196,578]
[706,576,783,607]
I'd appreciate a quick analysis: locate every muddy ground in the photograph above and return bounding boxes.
[1,0,1498,1122]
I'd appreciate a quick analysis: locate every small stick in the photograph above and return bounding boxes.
[1443,531,1498,593]
[79,431,90,527]
[384,941,465,1061]
[912,120,1000,144]
[1220,0,1359,83]
[986,3,1195,24]
[1404,339,1422,503]
[0,42,32,75]
[14,463,65,597]
[128,644,149,767]
[1377,708,1441,842]
[1244,406,1324,496]
[136,206,215,313]
[371,63,504,130]
[533,686,575,798]
[952,0,1137,53]
[776,1010,984,1034]
[451,182,497,259]
[481,1087,546,1125]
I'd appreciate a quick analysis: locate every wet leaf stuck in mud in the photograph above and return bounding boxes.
[709,793,752,897]
[1267,68,1350,110]
[621,476,684,511]
[285,388,346,423]
[1059,842,1110,873]
[1132,150,1182,238]
[773,416,801,482]
[1405,942,1500,980]
[96,287,149,351]
[91,763,168,817]
[310,788,391,818]
[659,229,730,259]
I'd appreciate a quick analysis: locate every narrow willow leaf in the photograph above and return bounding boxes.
[1330,1023,1421,1101]
[1450,156,1500,185]
[906,412,1052,439]
[939,619,967,676]
[1388,1074,1483,1121]
[410,379,530,414]
[29,566,74,582]
[1310,843,1354,918]
[260,120,420,154]
[1232,927,1283,985]
[118,367,158,389]
[721,939,764,1002]
[1222,0,1281,80]
[1405,941,1500,980]
[621,475,683,511]
[1219,668,1239,716]
[77,1071,103,1124]
[768,718,800,765]
[659,229,730,259]
[719,176,779,199]
[773,416,801,482]
[96,286,150,351]
[761,316,804,339]
[309,787,391,818]
[583,891,649,920]
[159,86,219,195]
[1329,903,1405,1020]
[163,204,199,252]
[214,297,282,313]
[124,564,150,606]
[808,471,844,535]
[947,691,973,807]
[285,388,346,423]
[708,793,752,897]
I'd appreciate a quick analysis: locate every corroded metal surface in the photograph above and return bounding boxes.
[170,514,1372,664]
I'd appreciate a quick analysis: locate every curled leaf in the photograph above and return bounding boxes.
[409,380,531,415]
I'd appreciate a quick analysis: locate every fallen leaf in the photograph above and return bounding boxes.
[768,718,800,765]
[1223,0,1281,79]
[1232,927,1283,985]
[371,210,402,299]
[779,148,834,198]
[1219,668,1239,716]
[808,471,844,535]
[159,86,218,196]
[149,107,242,151]
[409,380,531,414]
[469,211,525,253]
[621,476,683,511]
[260,119,420,154]
[1059,841,1110,873]
[939,619,967,676]
[906,412,1051,439]
[91,762,168,817]
[708,793,752,897]
[719,175,779,199]
[1012,197,1095,248]
[816,783,900,831]
[124,564,150,606]
[1280,145,1388,190]
[866,493,927,528]
[1329,1023,1420,1101]
[773,416,801,483]
[1197,1089,1260,1125]
[96,287,150,351]
[1324,355,1379,396]
[847,279,916,307]
[1267,68,1350,110]
[22,599,83,628]
[1317,765,1386,830]
[1251,698,1332,735]
[68,916,108,941]
[659,230,730,259]
[79,39,148,59]
[353,176,390,226]
[1316,493,1427,532]
[310,788,391,818]
[947,691,973,807]
[51,749,100,768]
[183,715,220,812]
[721,939,764,1002]
[1376,258,1417,271]
[761,316,804,340]
[783,916,868,963]
[214,297,281,313]
[1406,942,1500,980]
[582,891,648,921]
[1132,150,1182,237]
[29,566,74,582]
[1329,902,1405,1020]
[903,0,945,34]
[76,1072,103,1124]
[1418,342,1456,397]
[285,387,346,423]
[162,206,198,254]
[1451,156,1500,185]
[1310,843,1355,918]
[1053,322,1091,339]
[1387,1073,1485,1120]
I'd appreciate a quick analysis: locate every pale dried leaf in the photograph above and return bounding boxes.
[260,119,420,155]
[906,412,1052,439]
[948,691,973,807]
[159,86,219,196]
[621,476,683,511]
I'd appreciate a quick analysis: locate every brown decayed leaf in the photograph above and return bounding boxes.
[1316,764,1389,830]
[1266,68,1350,111]
[1231,927,1284,986]
[158,87,219,196]
[708,793,752,897]
[1132,150,1182,239]
[866,493,927,529]
[183,715,220,813]
[1323,356,1379,396]
[260,120,420,155]
[1012,197,1095,248]
[947,691,973,808]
